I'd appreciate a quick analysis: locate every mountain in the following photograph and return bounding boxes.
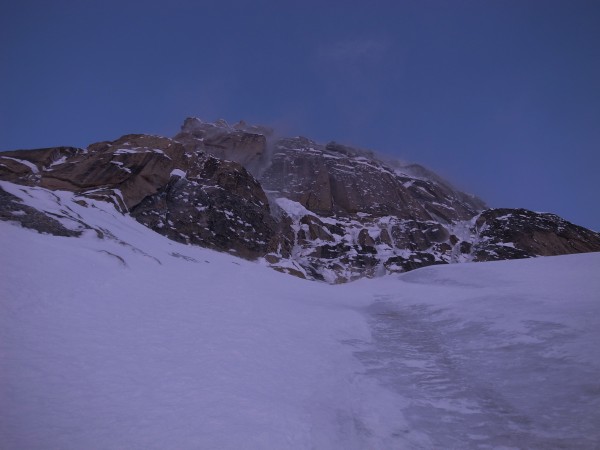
[2,119,600,448]
[1,192,600,449]
[1,117,599,282]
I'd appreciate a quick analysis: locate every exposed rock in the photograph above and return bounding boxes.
[262,138,428,218]
[174,118,269,175]
[0,186,81,237]
[459,241,472,254]
[2,118,599,283]
[299,215,334,242]
[472,208,600,261]
[130,157,287,259]
[0,147,83,184]
[0,133,292,261]
[39,135,185,210]
[378,228,393,246]
[358,229,376,248]
[384,252,446,273]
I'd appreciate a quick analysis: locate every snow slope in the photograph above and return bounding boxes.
[1,184,599,449]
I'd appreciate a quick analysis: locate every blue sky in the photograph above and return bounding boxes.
[2,0,599,230]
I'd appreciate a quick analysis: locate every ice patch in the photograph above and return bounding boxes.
[275,197,315,220]
[170,169,186,178]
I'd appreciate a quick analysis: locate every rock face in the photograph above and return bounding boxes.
[174,118,272,175]
[261,138,486,220]
[2,117,599,282]
[0,187,82,237]
[472,208,600,262]
[129,156,288,259]
[0,132,290,260]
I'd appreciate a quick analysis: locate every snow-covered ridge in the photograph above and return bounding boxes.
[0,155,40,173]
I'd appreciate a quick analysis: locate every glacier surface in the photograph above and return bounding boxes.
[1,185,599,449]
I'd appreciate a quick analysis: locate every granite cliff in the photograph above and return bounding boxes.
[1,118,599,282]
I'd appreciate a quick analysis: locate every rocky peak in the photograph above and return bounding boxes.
[175,117,269,175]
[2,117,599,283]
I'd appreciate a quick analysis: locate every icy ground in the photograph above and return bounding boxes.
[1,184,600,449]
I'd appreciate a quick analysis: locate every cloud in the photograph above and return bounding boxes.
[317,37,389,67]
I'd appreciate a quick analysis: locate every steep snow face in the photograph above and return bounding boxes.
[1,184,600,449]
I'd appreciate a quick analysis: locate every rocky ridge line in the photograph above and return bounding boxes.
[1,118,599,283]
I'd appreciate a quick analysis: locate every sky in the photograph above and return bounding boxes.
[1,0,599,230]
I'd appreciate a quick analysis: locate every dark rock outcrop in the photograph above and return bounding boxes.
[0,187,81,237]
[0,133,292,261]
[130,157,288,259]
[472,208,600,261]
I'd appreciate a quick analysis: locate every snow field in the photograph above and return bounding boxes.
[1,183,600,449]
